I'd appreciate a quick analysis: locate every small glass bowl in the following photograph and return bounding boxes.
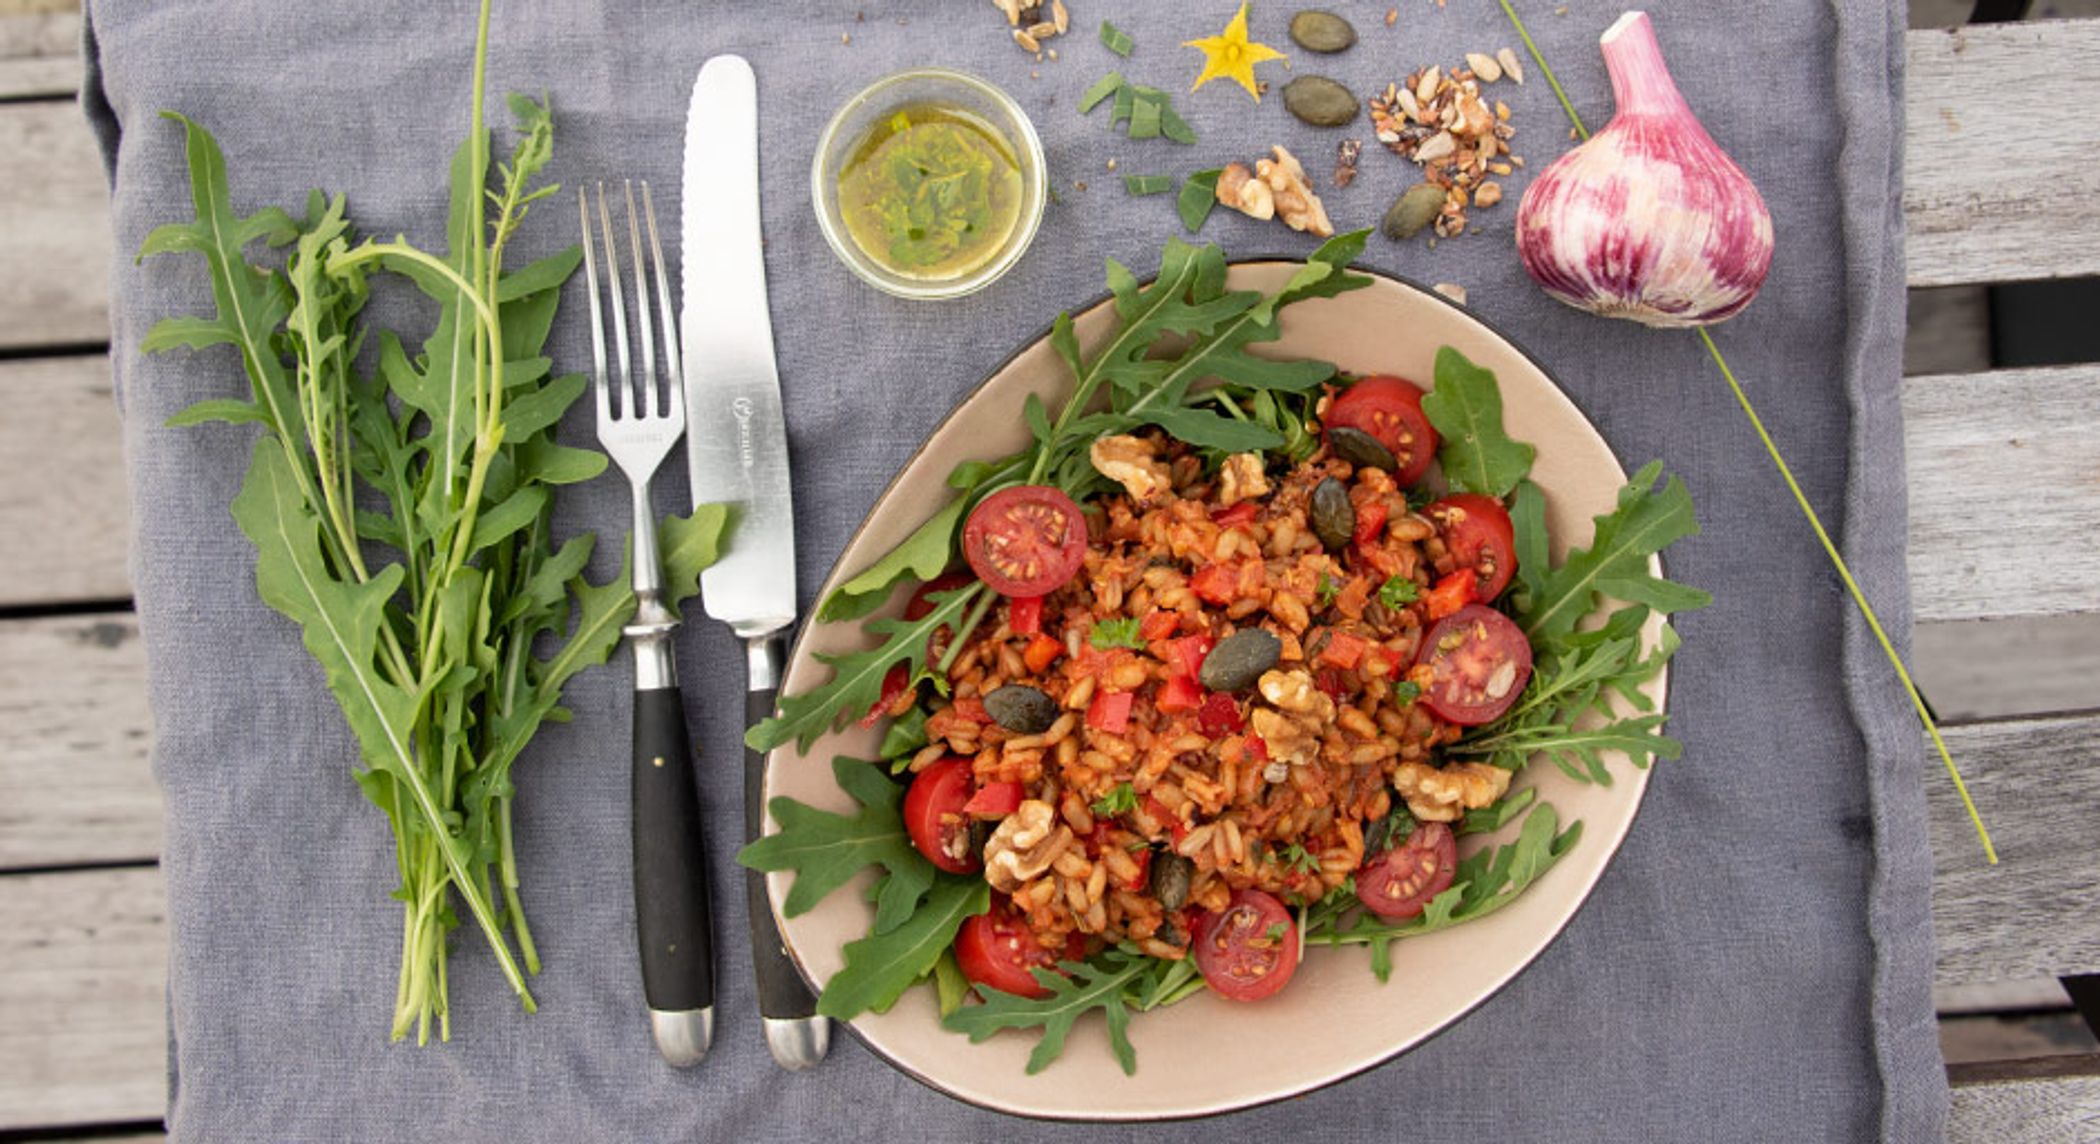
[811,67,1047,300]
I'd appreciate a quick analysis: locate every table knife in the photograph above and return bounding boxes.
[679,53,830,1072]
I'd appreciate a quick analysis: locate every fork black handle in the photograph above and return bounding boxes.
[633,683,716,1027]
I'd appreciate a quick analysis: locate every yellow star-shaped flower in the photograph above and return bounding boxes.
[1183,2,1288,101]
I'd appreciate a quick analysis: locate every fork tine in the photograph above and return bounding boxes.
[640,181,683,419]
[578,186,612,428]
[595,182,633,420]
[622,180,659,420]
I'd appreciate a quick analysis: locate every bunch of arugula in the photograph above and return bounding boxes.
[738,235,1708,1076]
[144,1,725,1043]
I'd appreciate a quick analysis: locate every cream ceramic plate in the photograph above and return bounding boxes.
[763,262,1667,1119]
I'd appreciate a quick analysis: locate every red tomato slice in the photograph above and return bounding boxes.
[962,486,1089,598]
[1087,690,1134,733]
[903,756,979,874]
[963,780,1023,818]
[1007,594,1044,635]
[1422,569,1479,621]
[1196,692,1244,736]
[1415,604,1534,725]
[1355,822,1458,919]
[1157,673,1205,714]
[1325,376,1439,486]
[954,903,1061,998]
[1193,889,1300,1002]
[1427,493,1517,601]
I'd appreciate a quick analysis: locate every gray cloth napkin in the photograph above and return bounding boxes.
[82,1,1941,1139]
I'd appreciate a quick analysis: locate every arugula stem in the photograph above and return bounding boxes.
[1495,0,1994,864]
[499,797,541,974]
[935,587,997,677]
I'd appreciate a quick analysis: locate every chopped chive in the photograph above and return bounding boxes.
[1178,168,1221,232]
[1100,19,1134,56]
[1079,70,1125,114]
[1123,173,1175,196]
[1110,83,1136,128]
[1159,102,1197,144]
[1128,96,1162,140]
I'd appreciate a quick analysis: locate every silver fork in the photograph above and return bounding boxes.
[579,181,716,1069]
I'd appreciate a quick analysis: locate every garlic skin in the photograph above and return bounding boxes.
[1515,11,1774,329]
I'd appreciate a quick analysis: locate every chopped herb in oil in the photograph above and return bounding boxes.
[838,105,1023,280]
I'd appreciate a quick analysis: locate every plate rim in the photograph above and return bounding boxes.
[763,257,1670,1119]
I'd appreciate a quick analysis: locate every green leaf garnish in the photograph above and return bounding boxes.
[1514,461,1709,648]
[1091,782,1139,816]
[943,947,1158,1075]
[1090,616,1146,650]
[1419,346,1537,498]
[736,757,937,934]
[818,875,990,1020]
[1378,575,1419,610]
[1100,19,1135,56]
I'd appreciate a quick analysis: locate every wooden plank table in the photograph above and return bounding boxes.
[2,9,2096,1138]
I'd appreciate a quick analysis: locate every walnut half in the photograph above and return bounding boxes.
[1090,434,1173,502]
[1392,760,1512,822]
[983,799,1074,892]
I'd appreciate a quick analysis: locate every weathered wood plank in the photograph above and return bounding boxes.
[0,354,130,606]
[0,6,80,99]
[1930,712,2100,988]
[1904,364,2100,624]
[1906,21,2100,287]
[0,99,109,351]
[1949,1056,2100,1143]
[1914,614,2100,723]
[0,866,165,1131]
[0,612,157,868]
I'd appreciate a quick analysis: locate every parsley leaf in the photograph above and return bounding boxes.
[1391,680,1421,704]
[736,756,937,935]
[1419,346,1537,498]
[1263,922,1289,943]
[1316,574,1340,607]
[1092,782,1139,816]
[1091,616,1146,650]
[1378,575,1418,609]
[1277,842,1320,874]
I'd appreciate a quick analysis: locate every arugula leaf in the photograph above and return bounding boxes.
[943,947,1157,1075]
[1178,168,1222,232]
[1378,575,1418,609]
[736,757,936,934]
[819,875,989,1020]
[751,583,985,753]
[1090,617,1146,651]
[880,705,930,767]
[1419,347,1536,498]
[1091,782,1139,816]
[1515,461,1709,646]
[933,949,971,1019]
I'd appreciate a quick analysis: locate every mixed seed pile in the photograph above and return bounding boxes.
[994,0,1072,58]
[1369,53,1526,239]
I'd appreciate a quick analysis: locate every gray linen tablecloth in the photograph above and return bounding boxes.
[82,1,1940,1139]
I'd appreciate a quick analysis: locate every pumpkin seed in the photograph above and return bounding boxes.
[984,684,1060,734]
[1310,477,1358,550]
[1381,182,1447,241]
[1149,850,1195,910]
[1288,9,1357,53]
[1199,628,1282,693]
[1282,75,1359,128]
[1327,425,1400,473]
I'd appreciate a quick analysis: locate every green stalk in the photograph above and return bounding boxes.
[1495,0,1994,863]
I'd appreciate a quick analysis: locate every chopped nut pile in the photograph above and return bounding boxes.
[1216,145,1335,237]
[994,0,1070,57]
[1368,54,1526,238]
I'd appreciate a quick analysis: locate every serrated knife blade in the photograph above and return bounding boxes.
[679,53,829,1071]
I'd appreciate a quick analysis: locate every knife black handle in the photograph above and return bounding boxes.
[633,684,716,1015]
[745,682,821,1022]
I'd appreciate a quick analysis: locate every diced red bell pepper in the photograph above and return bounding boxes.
[1125,847,1154,891]
[1246,735,1270,764]
[1157,673,1205,714]
[1209,501,1259,528]
[1196,691,1244,736]
[1353,501,1389,549]
[1423,570,1478,621]
[1087,690,1134,734]
[1145,794,1189,845]
[952,696,990,723]
[1138,610,1180,641]
[1166,634,1216,679]
[1022,633,1064,674]
[858,663,911,728]
[963,780,1023,818]
[1191,563,1240,606]
[1007,594,1044,635]
[1319,630,1368,670]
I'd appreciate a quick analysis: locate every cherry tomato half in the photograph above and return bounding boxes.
[903,756,979,874]
[1193,889,1300,1002]
[962,486,1089,598]
[1428,493,1518,601]
[1325,376,1439,487]
[954,902,1064,998]
[1415,604,1534,725]
[1355,822,1458,919]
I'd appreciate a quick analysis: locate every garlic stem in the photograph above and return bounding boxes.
[1600,12,1691,120]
